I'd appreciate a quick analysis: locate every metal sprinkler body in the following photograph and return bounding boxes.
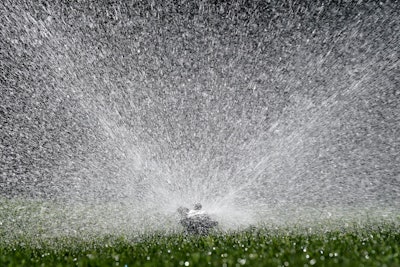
[178,203,218,235]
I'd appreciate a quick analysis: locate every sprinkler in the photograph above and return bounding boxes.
[178,203,218,235]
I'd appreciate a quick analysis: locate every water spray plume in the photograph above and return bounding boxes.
[1,1,399,239]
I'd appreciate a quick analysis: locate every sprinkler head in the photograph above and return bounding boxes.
[194,203,202,210]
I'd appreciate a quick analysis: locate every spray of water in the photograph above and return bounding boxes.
[1,1,399,238]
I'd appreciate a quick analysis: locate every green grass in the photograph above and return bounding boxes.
[1,199,399,266]
[1,225,399,267]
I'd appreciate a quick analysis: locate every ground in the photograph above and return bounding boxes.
[1,224,399,267]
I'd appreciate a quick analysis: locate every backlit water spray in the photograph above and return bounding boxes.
[1,1,399,239]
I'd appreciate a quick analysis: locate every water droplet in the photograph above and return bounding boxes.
[238,258,246,265]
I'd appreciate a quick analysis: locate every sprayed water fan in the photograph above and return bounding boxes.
[0,1,399,238]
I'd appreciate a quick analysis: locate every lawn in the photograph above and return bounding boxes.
[1,198,399,266]
[1,224,399,267]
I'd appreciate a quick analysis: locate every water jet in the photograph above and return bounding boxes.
[1,1,399,240]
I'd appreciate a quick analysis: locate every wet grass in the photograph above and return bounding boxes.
[1,225,399,267]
